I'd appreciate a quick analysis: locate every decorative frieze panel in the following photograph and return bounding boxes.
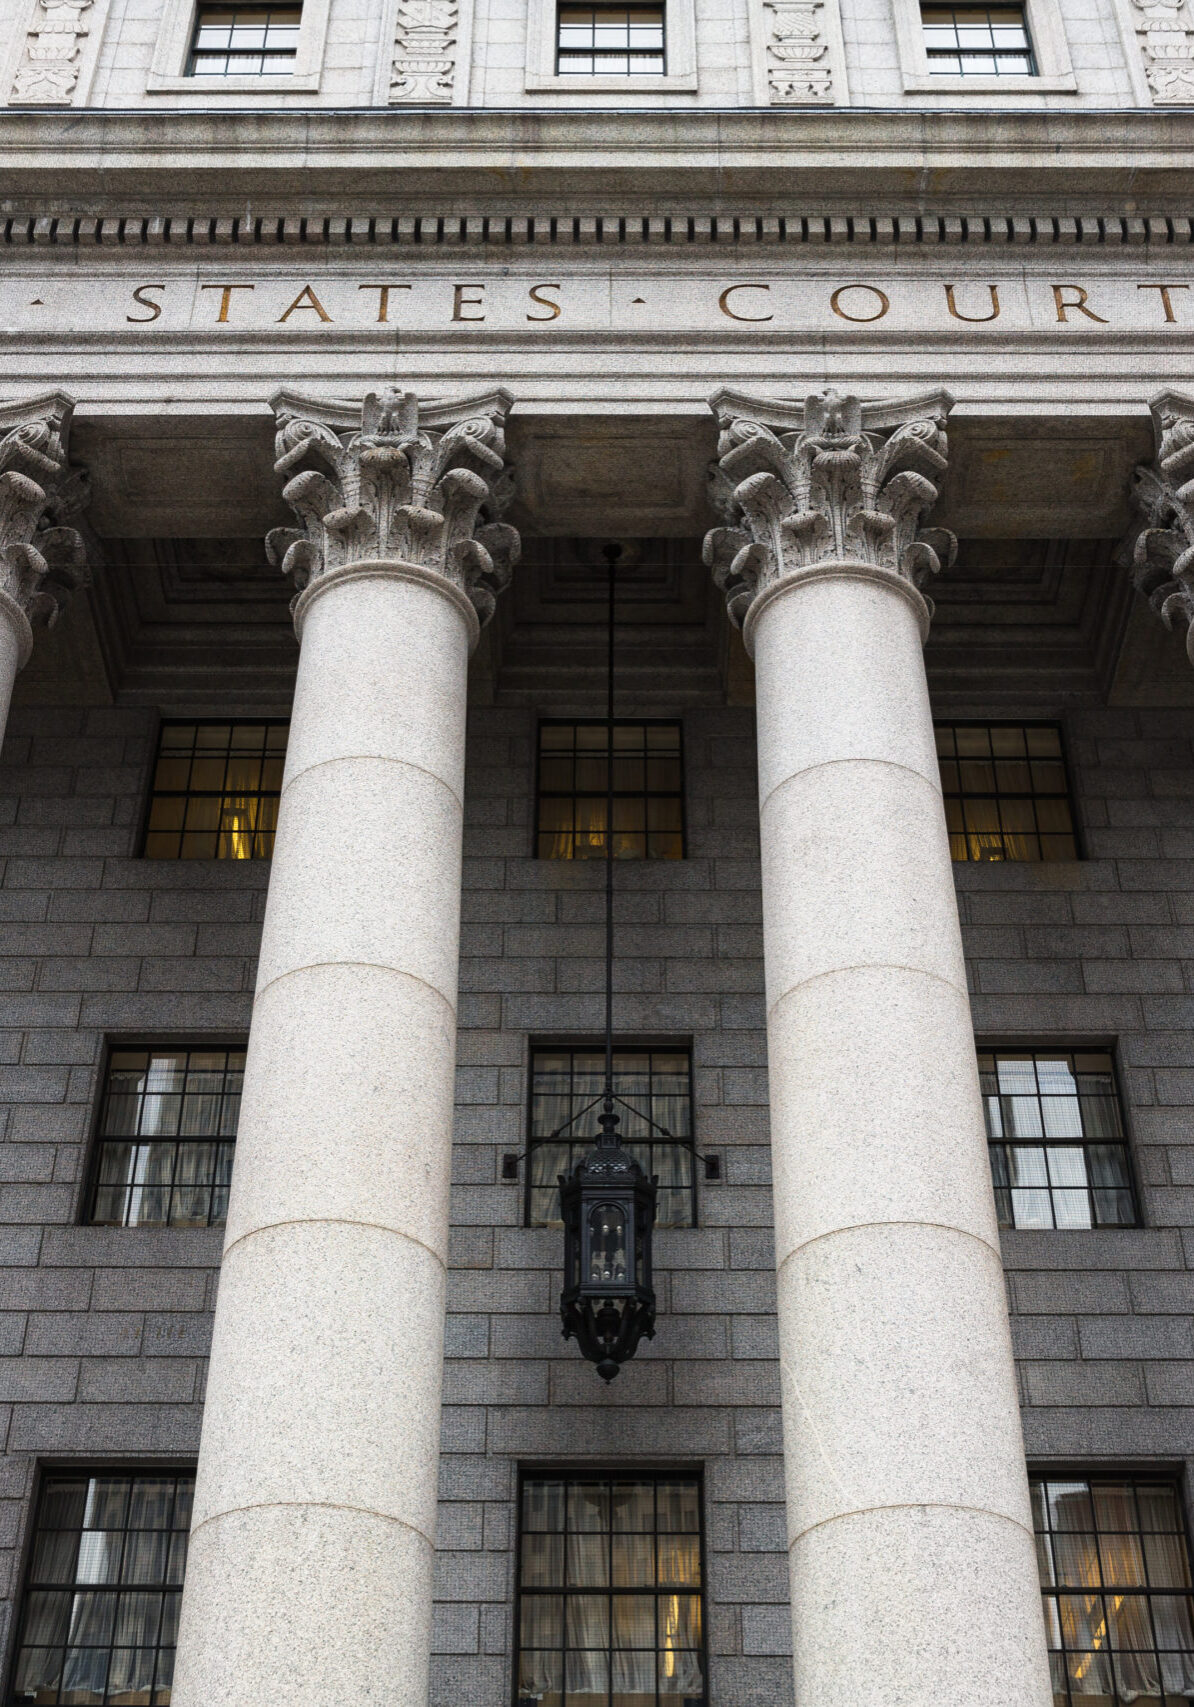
[9,0,92,104]
[749,0,846,104]
[1125,389,1194,661]
[389,0,457,103]
[266,385,519,628]
[763,0,833,101]
[703,386,955,631]
[1132,0,1194,102]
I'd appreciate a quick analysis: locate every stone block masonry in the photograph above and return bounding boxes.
[2,695,1194,1700]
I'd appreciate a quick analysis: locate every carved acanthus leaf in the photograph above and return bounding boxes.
[265,384,520,628]
[702,386,956,630]
[0,392,91,632]
[1123,390,1194,660]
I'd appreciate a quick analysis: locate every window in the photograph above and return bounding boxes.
[556,2,665,70]
[11,1469,194,1705]
[537,723,683,861]
[88,1045,243,1229]
[528,1048,695,1230]
[936,723,1076,862]
[1032,1474,1194,1706]
[187,2,301,73]
[921,2,1036,72]
[144,721,286,860]
[981,1049,1137,1231]
[516,1472,707,1707]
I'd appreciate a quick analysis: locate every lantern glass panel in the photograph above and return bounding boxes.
[588,1203,628,1285]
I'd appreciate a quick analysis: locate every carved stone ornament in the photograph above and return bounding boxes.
[702,385,956,636]
[1132,0,1194,103]
[389,0,457,101]
[10,0,93,104]
[0,391,91,663]
[265,385,520,631]
[1125,390,1194,661]
[764,0,834,101]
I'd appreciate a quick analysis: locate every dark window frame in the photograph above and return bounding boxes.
[186,0,302,75]
[534,718,686,862]
[140,717,288,861]
[82,1038,247,1231]
[920,1,1037,73]
[513,1465,709,1707]
[554,0,667,73]
[935,718,1082,863]
[1030,1468,1194,1707]
[525,1042,697,1230]
[980,1042,1141,1232]
[7,1464,197,1707]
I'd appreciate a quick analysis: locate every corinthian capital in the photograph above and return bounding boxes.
[702,385,956,635]
[0,391,91,661]
[1124,390,1194,665]
[265,385,520,629]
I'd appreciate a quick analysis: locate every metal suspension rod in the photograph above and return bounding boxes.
[601,541,621,1109]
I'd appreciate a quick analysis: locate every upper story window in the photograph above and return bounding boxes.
[187,2,302,73]
[11,1469,194,1706]
[536,721,684,861]
[936,722,1077,862]
[144,720,287,860]
[921,2,1036,72]
[981,1048,1137,1231]
[528,1047,695,1229]
[1033,1474,1194,1705]
[516,1472,706,1707]
[89,1045,243,1229]
[556,1,666,71]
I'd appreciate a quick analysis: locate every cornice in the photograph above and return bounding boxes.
[1,107,1194,205]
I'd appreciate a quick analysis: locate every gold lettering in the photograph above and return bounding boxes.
[452,284,486,322]
[717,284,774,323]
[278,285,332,323]
[127,284,165,324]
[200,282,255,323]
[829,284,890,323]
[356,283,412,323]
[527,282,562,322]
[1052,283,1108,324]
[944,283,1000,323]
[1137,282,1190,324]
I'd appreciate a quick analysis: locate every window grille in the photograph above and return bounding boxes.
[187,2,301,73]
[536,722,684,861]
[555,1,665,71]
[528,1047,695,1229]
[11,1469,194,1705]
[981,1048,1137,1231]
[1032,1474,1194,1706]
[936,722,1077,862]
[88,1045,243,1230]
[143,721,287,860]
[516,1472,707,1707]
[921,2,1036,72]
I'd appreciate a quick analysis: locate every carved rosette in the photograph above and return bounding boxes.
[0,392,91,664]
[265,385,520,633]
[702,386,956,638]
[1124,390,1194,661]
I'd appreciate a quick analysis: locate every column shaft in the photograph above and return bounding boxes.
[173,563,471,1707]
[751,564,1051,1707]
[0,595,30,755]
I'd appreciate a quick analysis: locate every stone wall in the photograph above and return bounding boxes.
[1,694,1194,1701]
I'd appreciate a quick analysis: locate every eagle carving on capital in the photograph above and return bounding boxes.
[702,384,956,632]
[265,383,520,629]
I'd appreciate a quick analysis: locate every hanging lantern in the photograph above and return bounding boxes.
[559,1104,657,1382]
